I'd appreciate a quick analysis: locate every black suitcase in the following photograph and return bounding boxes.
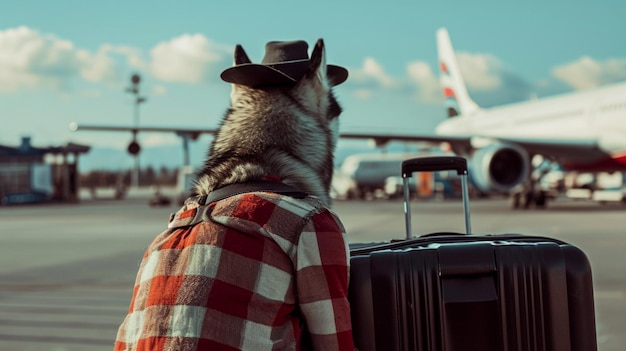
[348,156,597,351]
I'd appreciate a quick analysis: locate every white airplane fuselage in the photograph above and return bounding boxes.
[438,82,626,139]
[436,81,626,170]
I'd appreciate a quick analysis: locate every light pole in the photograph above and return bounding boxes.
[126,73,146,189]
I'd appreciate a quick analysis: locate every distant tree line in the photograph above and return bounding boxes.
[79,166,178,188]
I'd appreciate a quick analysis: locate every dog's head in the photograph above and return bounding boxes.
[195,39,346,205]
[228,38,343,149]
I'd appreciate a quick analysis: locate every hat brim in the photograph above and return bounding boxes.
[221,61,348,88]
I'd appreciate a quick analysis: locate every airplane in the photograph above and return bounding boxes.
[70,28,626,208]
[341,28,626,208]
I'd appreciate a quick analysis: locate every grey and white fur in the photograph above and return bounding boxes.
[194,39,343,205]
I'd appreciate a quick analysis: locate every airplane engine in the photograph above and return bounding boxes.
[469,143,529,193]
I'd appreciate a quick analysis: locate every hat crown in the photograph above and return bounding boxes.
[261,40,309,64]
[221,39,348,87]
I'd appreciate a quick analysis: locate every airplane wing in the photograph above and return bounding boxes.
[69,123,218,138]
[70,125,471,146]
[340,131,606,163]
[339,131,472,148]
[494,136,604,162]
[71,124,607,163]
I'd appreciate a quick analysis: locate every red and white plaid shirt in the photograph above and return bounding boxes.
[114,190,354,350]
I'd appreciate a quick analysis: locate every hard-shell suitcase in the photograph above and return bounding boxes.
[348,156,597,351]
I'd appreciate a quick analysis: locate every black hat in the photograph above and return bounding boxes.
[220,40,348,87]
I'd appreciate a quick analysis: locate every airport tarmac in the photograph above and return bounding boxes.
[0,188,624,351]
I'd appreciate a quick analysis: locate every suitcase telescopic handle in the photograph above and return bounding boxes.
[402,156,468,176]
[401,156,471,238]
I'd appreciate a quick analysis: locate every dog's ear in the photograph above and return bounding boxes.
[234,44,251,65]
[229,45,252,103]
[308,38,329,89]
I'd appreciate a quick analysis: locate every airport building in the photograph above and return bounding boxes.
[0,137,90,205]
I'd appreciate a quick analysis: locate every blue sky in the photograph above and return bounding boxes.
[2,0,626,169]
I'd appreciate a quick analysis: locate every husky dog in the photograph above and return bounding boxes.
[194,39,348,205]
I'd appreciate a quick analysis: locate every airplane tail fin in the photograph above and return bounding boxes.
[437,27,480,117]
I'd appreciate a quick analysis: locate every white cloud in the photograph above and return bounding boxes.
[456,52,503,90]
[405,54,511,104]
[148,34,229,84]
[348,53,513,104]
[406,60,440,103]
[551,56,626,90]
[349,57,399,88]
[76,47,120,85]
[106,44,146,70]
[345,50,536,108]
[0,26,77,91]
[0,26,123,92]
[0,27,232,93]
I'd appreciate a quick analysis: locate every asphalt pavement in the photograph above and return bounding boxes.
[0,188,623,350]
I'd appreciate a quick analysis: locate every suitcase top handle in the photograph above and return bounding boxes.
[402,156,468,177]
